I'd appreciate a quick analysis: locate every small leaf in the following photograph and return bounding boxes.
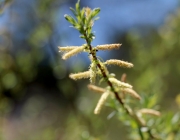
[80,7,85,18]
[73,24,81,30]
[172,113,180,124]
[87,27,92,35]
[79,28,84,34]
[81,16,86,25]
[86,14,93,27]
[107,111,116,120]
[89,33,95,38]
[91,8,100,17]
[79,35,85,39]
[64,14,77,25]
[94,17,100,21]
[77,16,81,24]
[75,0,80,14]
[88,33,95,41]
[70,7,77,16]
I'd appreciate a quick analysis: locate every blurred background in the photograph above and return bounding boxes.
[0,0,180,139]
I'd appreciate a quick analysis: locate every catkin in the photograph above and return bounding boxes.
[121,88,141,100]
[58,46,79,52]
[105,59,133,68]
[90,62,96,83]
[62,46,84,59]
[139,109,161,116]
[88,84,106,94]
[94,91,110,114]
[109,78,132,88]
[69,71,90,80]
[96,44,121,51]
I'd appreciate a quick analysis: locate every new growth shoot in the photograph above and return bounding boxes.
[58,1,161,139]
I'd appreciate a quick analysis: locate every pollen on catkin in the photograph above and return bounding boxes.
[90,62,96,83]
[58,46,79,52]
[105,59,134,68]
[109,78,132,88]
[138,109,161,116]
[69,71,90,80]
[121,88,141,100]
[96,44,121,51]
[94,91,110,114]
[88,84,106,94]
[62,46,84,60]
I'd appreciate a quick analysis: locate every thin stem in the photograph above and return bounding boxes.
[83,32,158,140]
[84,33,126,109]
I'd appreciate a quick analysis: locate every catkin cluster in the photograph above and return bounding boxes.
[58,1,162,139]
[58,0,160,117]
[59,43,144,114]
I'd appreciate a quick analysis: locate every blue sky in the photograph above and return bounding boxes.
[58,0,179,47]
[0,0,179,62]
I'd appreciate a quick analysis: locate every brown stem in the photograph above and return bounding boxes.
[84,34,128,112]
[83,33,158,140]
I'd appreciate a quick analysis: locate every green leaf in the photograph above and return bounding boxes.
[81,15,86,26]
[87,27,92,35]
[77,16,81,24]
[64,14,77,25]
[94,17,100,21]
[91,8,100,17]
[80,7,85,18]
[107,111,116,120]
[86,13,93,26]
[73,24,81,30]
[172,113,180,124]
[69,7,77,16]
[75,0,80,15]
[79,35,85,39]
[88,33,95,40]
[79,28,84,34]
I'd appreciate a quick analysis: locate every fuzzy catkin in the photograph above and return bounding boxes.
[58,46,79,52]
[62,46,84,59]
[109,78,132,88]
[105,59,133,68]
[139,109,161,116]
[94,91,110,114]
[96,44,121,51]
[88,84,106,94]
[121,88,141,100]
[69,71,90,80]
[90,62,96,83]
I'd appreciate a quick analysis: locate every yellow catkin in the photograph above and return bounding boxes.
[96,44,121,51]
[90,62,96,83]
[88,84,106,94]
[121,88,141,100]
[69,71,90,80]
[109,78,132,88]
[94,91,110,114]
[139,109,161,116]
[134,113,146,126]
[58,46,79,52]
[105,59,133,68]
[62,46,84,60]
